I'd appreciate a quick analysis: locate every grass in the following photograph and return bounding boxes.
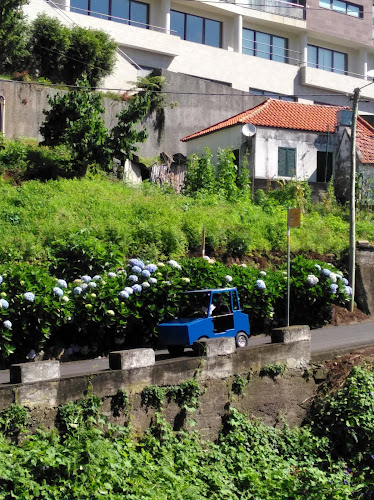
[0,175,373,266]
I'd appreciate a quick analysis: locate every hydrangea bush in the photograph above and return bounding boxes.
[0,256,352,364]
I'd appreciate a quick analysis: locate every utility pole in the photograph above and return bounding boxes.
[349,87,360,313]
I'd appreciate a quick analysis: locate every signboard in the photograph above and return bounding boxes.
[288,208,301,228]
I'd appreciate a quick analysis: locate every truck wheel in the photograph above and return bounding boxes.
[193,336,209,356]
[235,332,248,348]
[167,345,185,357]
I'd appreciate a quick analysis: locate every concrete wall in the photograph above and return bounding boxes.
[0,339,315,439]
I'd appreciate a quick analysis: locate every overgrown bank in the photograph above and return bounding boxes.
[1,360,374,498]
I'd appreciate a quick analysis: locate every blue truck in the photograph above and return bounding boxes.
[158,287,250,356]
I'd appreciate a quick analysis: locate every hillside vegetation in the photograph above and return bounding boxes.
[0,176,373,267]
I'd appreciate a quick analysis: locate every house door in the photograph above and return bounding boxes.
[317,152,333,182]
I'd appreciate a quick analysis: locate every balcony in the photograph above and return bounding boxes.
[236,0,305,20]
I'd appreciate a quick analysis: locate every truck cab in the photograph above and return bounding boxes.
[158,287,250,356]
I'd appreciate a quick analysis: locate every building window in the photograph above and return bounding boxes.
[171,11,222,48]
[243,28,288,63]
[319,0,363,17]
[278,147,296,177]
[250,89,296,101]
[70,0,149,27]
[307,45,347,74]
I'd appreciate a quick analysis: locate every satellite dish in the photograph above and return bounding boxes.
[242,123,256,137]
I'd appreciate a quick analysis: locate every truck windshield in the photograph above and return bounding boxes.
[179,292,211,318]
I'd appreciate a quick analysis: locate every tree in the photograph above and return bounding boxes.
[109,75,166,164]
[183,148,216,196]
[40,78,111,177]
[29,14,70,83]
[0,0,29,73]
[64,26,117,87]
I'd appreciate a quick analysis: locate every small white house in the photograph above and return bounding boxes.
[181,98,374,193]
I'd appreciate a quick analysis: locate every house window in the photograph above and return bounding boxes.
[171,11,222,47]
[317,152,333,182]
[243,28,288,63]
[250,89,296,101]
[319,0,363,17]
[307,45,347,74]
[278,147,296,177]
[70,0,149,27]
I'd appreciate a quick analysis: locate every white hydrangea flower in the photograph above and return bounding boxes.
[128,275,138,282]
[57,279,68,289]
[0,275,3,285]
[181,277,190,283]
[124,287,134,295]
[315,264,321,271]
[225,275,233,282]
[24,292,35,302]
[107,272,117,278]
[62,296,69,303]
[0,299,9,310]
[81,275,92,283]
[93,275,103,281]
[3,320,12,329]
[81,283,88,290]
[259,271,267,276]
[142,281,150,289]
[240,264,247,268]
[306,275,319,286]
[168,260,182,270]
[119,290,129,299]
[88,281,97,288]
[107,310,115,316]
[149,277,157,285]
[329,272,337,283]
[256,279,266,290]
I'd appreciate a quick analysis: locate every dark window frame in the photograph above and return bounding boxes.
[307,44,347,74]
[242,28,288,63]
[319,0,363,18]
[278,147,296,177]
[171,9,222,48]
[250,88,296,101]
[71,0,150,26]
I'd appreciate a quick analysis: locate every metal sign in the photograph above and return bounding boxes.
[288,208,301,228]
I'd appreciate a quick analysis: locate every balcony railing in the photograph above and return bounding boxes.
[238,0,305,20]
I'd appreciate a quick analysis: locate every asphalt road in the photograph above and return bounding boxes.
[0,319,373,385]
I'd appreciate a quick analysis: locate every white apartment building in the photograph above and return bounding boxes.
[25,0,374,113]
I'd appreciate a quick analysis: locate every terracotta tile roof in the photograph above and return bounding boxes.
[181,98,346,141]
[357,117,374,164]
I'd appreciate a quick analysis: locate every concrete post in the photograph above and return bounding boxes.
[359,48,368,80]
[109,348,155,370]
[63,0,70,11]
[299,34,308,67]
[193,337,236,358]
[10,361,60,384]
[271,325,311,344]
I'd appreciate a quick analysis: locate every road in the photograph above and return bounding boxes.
[0,319,373,385]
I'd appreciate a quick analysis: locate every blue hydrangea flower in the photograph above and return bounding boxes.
[3,320,12,329]
[81,275,92,283]
[141,269,151,278]
[128,275,138,282]
[343,278,349,286]
[145,264,157,273]
[256,279,266,290]
[108,272,117,278]
[336,273,343,280]
[53,287,64,297]
[322,269,331,277]
[0,275,3,285]
[81,283,88,291]
[149,277,157,285]
[306,275,319,286]
[345,286,353,296]
[26,349,36,360]
[142,281,150,289]
[57,279,67,289]
[315,264,321,271]
[124,286,134,295]
[330,284,338,294]
[93,275,103,281]
[24,292,35,302]
[129,258,145,269]
[0,299,9,309]
[132,284,142,293]
[131,266,142,274]
[119,290,129,299]
[88,281,97,288]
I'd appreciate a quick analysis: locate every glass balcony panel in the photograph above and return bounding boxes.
[244,0,305,20]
